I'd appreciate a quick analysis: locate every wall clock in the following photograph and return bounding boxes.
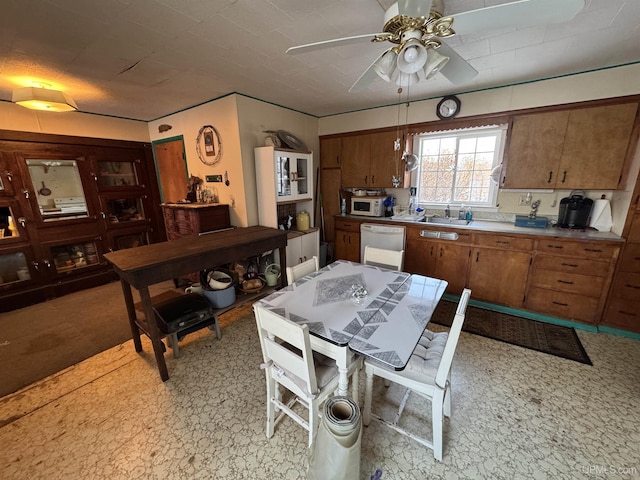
[436,95,461,120]
[196,125,223,166]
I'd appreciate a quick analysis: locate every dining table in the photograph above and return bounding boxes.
[253,260,448,396]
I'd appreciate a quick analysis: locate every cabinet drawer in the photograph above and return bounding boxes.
[603,297,640,331]
[618,243,640,273]
[525,287,599,323]
[529,268,604,297]
[474,234,533,251]
[536,239,619,260]
[609,271,640,299]
[533,254,610,276]
[334,218,361,233]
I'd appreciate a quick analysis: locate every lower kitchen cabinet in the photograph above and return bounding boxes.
[525,239,619,324]
[405,228,470,294]
[602,212,640,332]
[467,233,533,308]
[468,247,531,308]
[334,218,360,262]
[286,229,319,267]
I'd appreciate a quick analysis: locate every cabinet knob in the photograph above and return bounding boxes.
[5,171,12,182]
[43,260,52,268]
[31,261,39,271]
[18,217,26,228]
[22,189,30,199]
[91,172,98,181]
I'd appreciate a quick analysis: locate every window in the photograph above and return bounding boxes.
[413,125,506,207]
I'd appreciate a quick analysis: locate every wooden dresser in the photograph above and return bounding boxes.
[161,203,231,240]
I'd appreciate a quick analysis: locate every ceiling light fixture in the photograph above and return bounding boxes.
[12,85,77,112]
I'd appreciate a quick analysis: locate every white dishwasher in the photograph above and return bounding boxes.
[360,223,406,263]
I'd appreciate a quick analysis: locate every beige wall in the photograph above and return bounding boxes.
[0,101,149,142]
[147,94,319,227]
[235,95,319,226]
[318,64,640,236]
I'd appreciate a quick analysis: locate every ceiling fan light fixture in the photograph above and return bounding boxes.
[396,39,428,74]
[391,70,419,87]
[12,86,77,112]
[424,48,450,79]
[373,49,398,81]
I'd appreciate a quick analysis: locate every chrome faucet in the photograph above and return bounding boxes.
[444,204,450,218]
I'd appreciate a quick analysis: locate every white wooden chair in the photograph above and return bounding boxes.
[363,288,471,461]
[255,307,358,447]
[363,245,404,271]
[286,255,319,285]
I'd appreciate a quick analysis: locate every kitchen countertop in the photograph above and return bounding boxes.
[337,214,624,242]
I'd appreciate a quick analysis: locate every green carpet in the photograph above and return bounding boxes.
[430,300,592,365]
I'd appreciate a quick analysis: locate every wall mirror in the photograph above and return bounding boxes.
[26,159,88,221]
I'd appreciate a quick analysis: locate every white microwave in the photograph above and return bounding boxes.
[351,196,385,217]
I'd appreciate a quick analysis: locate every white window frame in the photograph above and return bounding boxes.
[412,124,507,210]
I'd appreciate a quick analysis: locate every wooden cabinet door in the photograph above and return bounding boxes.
[432,242,470,295]
[558,103,638,189]
[468,248,530,307]
[334,230,359,262]
[369,130,399,188]
[341,135,370,187]
[320,137,342,168]
[503,111,569,189]
[404,236,437,276]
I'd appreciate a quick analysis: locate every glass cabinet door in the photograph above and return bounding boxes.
[0,250,32,285]
[103,196,145,223]
[97,160,140,188]
[48,240,100,274]
[25,159,89,221]
[0,204,21,241]
[275,154,292,199]
[295,156,310,197]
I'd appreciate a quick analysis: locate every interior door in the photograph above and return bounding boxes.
[152,137,188,203]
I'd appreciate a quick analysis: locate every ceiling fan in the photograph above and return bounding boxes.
[287,0,585,92]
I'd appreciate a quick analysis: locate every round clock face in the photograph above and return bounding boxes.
[436,96,461,120]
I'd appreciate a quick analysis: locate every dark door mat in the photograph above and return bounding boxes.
[431,300,592,365]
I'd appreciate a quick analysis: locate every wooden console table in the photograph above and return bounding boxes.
[104,226,287,381]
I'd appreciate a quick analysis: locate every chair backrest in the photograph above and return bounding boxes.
[363,245,404,271]
[434,288,471,389]
[286,256,319,285]
[255,308,318,394]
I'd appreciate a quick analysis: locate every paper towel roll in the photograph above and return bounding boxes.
[589,198,612,232]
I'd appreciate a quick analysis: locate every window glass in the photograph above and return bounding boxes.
[414,126,506,207]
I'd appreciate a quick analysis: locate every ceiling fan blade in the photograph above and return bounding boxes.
[451,0,585,36]
[396,0,434,18]
[437,43,478,85]
[286,33,384,55]
[348,48,392,92]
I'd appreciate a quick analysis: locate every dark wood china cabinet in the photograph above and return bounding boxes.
[0,131,164,312]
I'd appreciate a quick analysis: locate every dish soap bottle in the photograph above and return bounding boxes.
[458,204,465,220]
[465,206,473,221]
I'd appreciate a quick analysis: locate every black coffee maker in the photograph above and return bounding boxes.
[558,190,593,229]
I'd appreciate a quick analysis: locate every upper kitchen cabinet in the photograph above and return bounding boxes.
[503,102,639,190]
[341,130,399,188]
[320,137,342,168]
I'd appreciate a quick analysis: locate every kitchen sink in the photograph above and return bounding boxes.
[425,217,471,226]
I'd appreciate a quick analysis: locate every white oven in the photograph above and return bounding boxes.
[351,196,385,217]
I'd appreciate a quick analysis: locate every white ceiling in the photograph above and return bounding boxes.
[1,0,639,122]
